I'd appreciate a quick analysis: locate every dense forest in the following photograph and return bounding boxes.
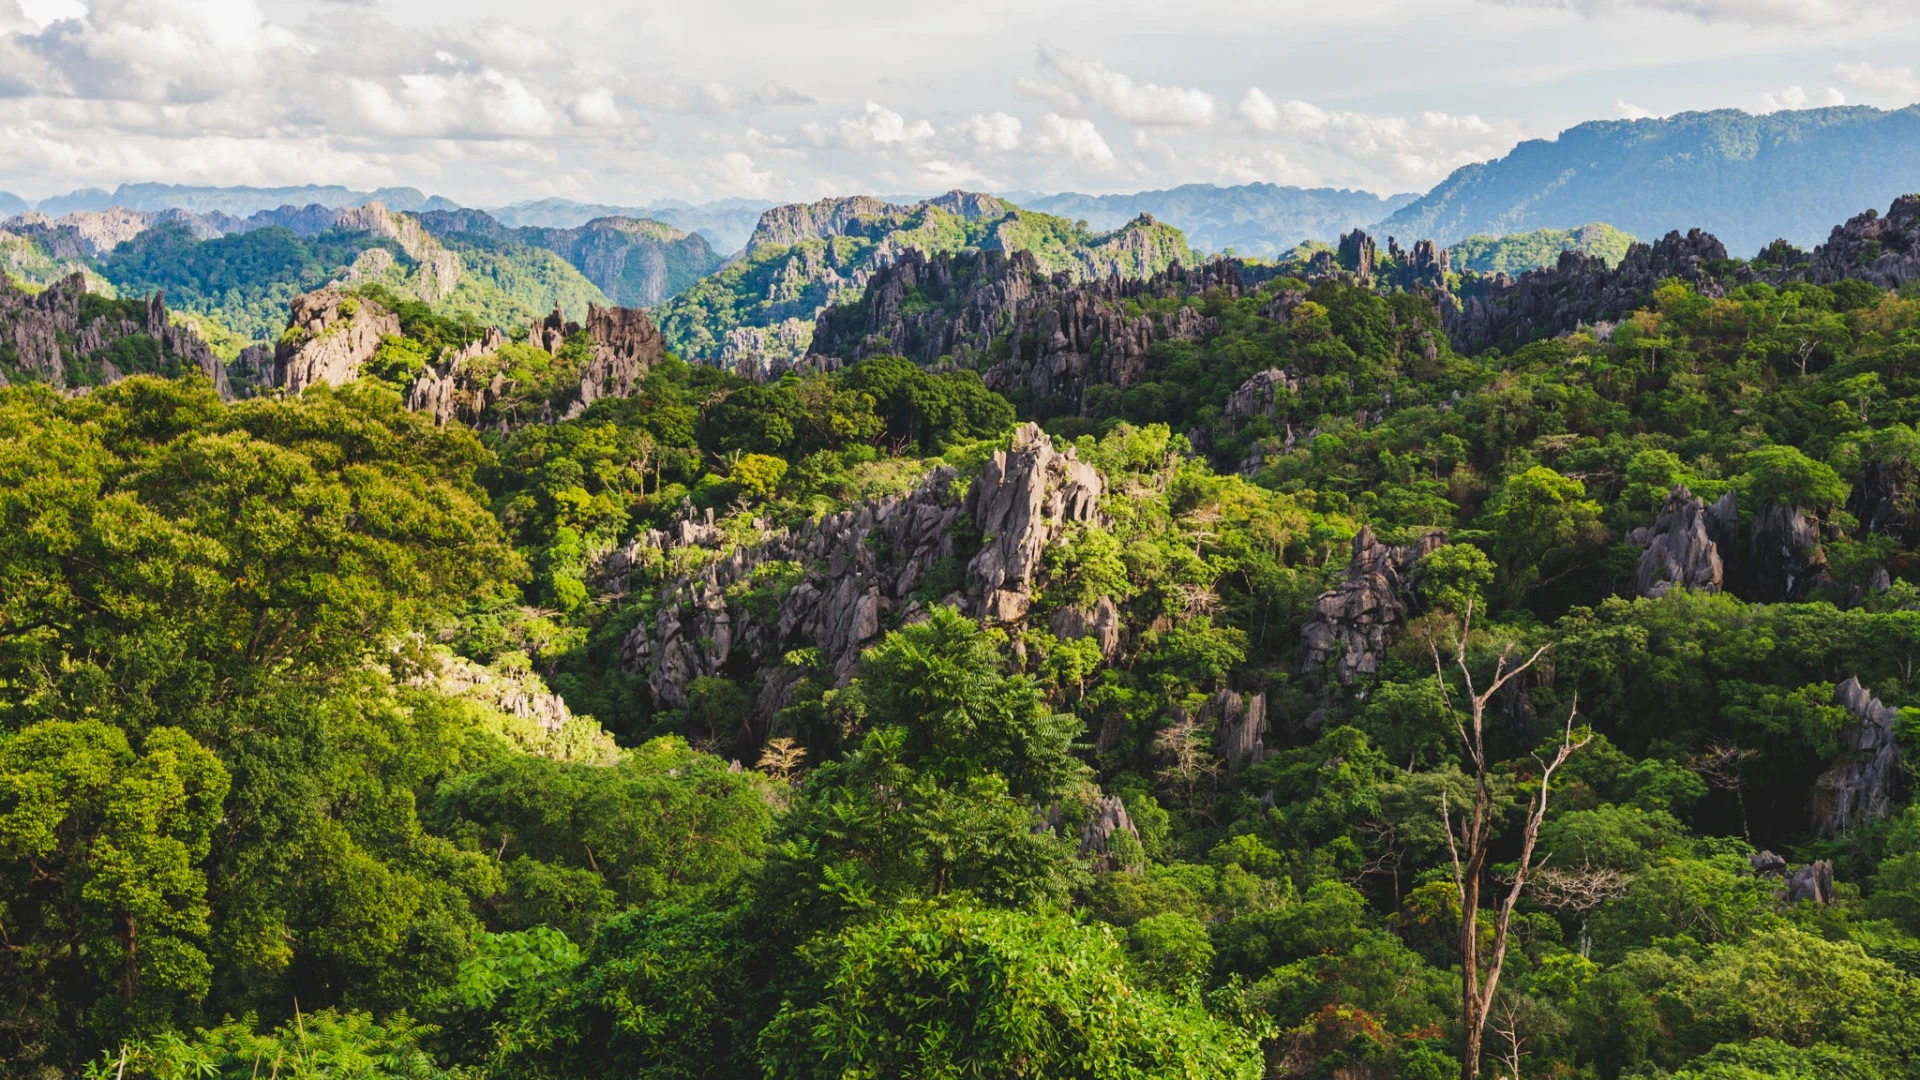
[7,191,1920,1080]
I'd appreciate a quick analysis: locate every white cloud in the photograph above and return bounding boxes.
[956,111,1021,152]
[1212,150,1318,186]
[1033,44,1217,127]
[1834,61,1920,100]
[1758,84,1846,112]
[568,87,624,128]
[800,100,935,151]
[1487,0,1875,25]
[701,150,776,198]
[343,70,556,138]
[753,81,813,107]
[1616,99,1660,119]
[1032,113,1116,167]
[1233,87,1511,188]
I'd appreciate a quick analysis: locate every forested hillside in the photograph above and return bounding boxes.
[9,192,1920,1080]
[1381,106,1920,253]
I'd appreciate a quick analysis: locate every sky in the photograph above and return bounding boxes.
[0,0,1917,207]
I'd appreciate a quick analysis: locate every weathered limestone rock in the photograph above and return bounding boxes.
[1221,369,1298,436]
[0,273,225,395]
[1631,484,1724,598]
[1749,502,1829,602]
[620,424,1107,735]
[1212,689,1268,775]
[967,424,1105,623]
[1302,527,1447,684]
[275,287,402,393]
[1808,195,1920,291]
[1048,595,1123,660]
[1783,860,1836,905]
[404,302,665,429]
[1445,229,1736,355]
[1812,677,1903,836]
[1080,794,1142,868]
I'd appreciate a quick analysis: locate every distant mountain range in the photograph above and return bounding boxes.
[486,198,776,254]
[1379,105,1920,255]
[1002,184,1418,258]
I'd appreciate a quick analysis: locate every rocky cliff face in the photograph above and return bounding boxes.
[1443,229,1734,354]
[421,210,722,308]
[1747,501,1830,603]
[808,247,1241,416]
[1301,526,1447,686]
[274,287,403,394]
[1812,677,1903,836]
[746,195,907,253]
[1807,195,1920,291]
[405,302,666,429]
[617,424,1104,738]
[0,273,226,395]
[1630,485,1725,598]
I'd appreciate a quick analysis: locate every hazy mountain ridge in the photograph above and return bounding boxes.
[420,210,725,309]
[1006,183,1418,257]
[1380,105,1920,254]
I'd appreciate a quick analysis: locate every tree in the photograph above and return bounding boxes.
[1430,607,1590,1080]
[758,904,1262,1080]
[1486,468,1605,603]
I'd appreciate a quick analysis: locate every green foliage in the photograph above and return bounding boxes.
[1449,222,1637,275]
[758,903,1262,1080]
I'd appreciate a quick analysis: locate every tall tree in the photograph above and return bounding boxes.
[1430,606,1589,1080]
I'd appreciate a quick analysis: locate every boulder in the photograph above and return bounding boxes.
[1079,794,1142,869]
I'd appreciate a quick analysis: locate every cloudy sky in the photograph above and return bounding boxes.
[0,0,1916,206]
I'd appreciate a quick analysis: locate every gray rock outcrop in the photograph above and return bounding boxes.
[1444,229,1737,355]
[405,302,666,429]
[1630,484,1724,598]
[620,424,1105,736]
[1812,677,1903,836]
[1301,527,1448,684]
[1808,195,1920,291]
[967,423,1104,623]
[1211,689,1268,775]
[1079,794,1142,869]
[1048,596,1123,660]
[0,273,225,395]
[1749,502,1829,603]
[275,287,402,393]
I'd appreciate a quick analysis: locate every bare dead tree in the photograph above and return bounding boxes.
[1528,863,1633,958]
[1430,602,1591,1080]
[1688,742,1759,843]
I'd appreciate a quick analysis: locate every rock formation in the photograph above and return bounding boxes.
[1221,369,1299,436]
[967,424,1105,623]
[274,287,403,394]
[1211,689,1268,775]
[1048,596,1123,661]
[619,424,1104,736]
[1630,485,1724,598]
[1444,229,1736,355]
[405,302,666,429]
[1337,230,1377,285]
[1748,502,1829,603]
[1301,527,1448,685]
[0,273,226,395]
[808,247,1242,417]
[1749,850,1837,904]
[1812,677,1903,836]
[1807,195,1920,291]
[1079,794,1142,869]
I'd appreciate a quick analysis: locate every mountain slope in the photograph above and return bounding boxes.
[1009,183,1417,257]
[654,190,1197,373]
[1448,222,1636,274]
[488,197,775,252]
[420,210,724,308]
[1379,105,1920,254]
